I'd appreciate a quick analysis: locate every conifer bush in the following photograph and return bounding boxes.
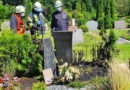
[0,30,43,76]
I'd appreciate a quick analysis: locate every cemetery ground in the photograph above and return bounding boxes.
[0,29,130,90]
[44,29,130,89]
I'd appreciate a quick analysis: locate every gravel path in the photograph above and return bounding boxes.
[117,38,130,44]
[47,85,88,90]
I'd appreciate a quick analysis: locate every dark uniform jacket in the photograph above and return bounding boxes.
[27,10,45,35]
[51,11,69,31]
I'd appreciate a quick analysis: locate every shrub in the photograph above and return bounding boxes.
[0,30,43,76]
[32,82,46,90]
[0,21,2,31]
[25,0,32,18]
[98,17,104,30]
[0,3,14,19]
[68,12,72,20]
[76,1,81,12]
[83,12,92,22]
[77,18,86,26]
[80,25,89,32]
[0,3,8,19]
[104,0,112,29]
[73,11,84,19]
[109,60,130,90]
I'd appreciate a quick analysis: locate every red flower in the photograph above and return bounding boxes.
[0,78,2,83]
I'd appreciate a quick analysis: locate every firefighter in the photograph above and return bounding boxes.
[27,2,45,38]
[10,5,26,34]
[51,0,69,32]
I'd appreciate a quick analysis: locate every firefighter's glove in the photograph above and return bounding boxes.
[37,21,41,26]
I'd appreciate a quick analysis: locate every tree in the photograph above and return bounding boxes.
[81,1,86,12]
[97,0,104,30]
[110,0,115,27]
[1,0,26,5]
[104,0,112,29]
[110,0,115,19]
[85,0,92,12]
[25,0,32,17]
[62,0,72,11]
[0,3,8,19]
[76,1,81,12]
[115,0,129,16]
[47,5,55,21]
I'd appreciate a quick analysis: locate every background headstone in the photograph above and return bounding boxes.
[53,31,72,65]
[25,30,30,34]
[1,21,10,31]
[72,29,84,45]
[86,20,98,31]
[114,20,126,29]
[43,38,57,77]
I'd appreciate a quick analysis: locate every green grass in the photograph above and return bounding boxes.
[67,81,88,88]
[73,32,102,62]
[67,77,108,89]
[115,43,130,61]
[121,35,130,40]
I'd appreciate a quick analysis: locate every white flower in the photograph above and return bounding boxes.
[65,71,73,81]
[63,62,68,67]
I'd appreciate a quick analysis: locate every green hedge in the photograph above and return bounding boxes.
[0,30,43,76]
[80,25,89,32]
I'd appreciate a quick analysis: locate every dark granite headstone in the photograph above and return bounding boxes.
[53,31,72,65]
[43,38,57,77]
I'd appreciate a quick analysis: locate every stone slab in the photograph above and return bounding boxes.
[1,21,10,31]
[43,68,54,85]
[72,29,84,45]
[86,20,98,31]
[43,38,57,77]
[114,20,126,29]
[53,31,72,65]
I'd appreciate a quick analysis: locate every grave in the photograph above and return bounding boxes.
[1,21,10,31]
[43,38,57,77]
[86,20,98,31]
[53,31,72,65]
[114,20,126,29]
[72,29,84,45]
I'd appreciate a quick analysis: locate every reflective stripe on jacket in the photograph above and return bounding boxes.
[10,14,26,34]
[27,12,45,35]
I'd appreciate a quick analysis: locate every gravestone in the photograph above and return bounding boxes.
[86,20,98,31]
[114,20,126,29]
[72,29,84,45]
[53,31,72,65]
[43,38,57,77]
[25,30,30,34]
[43,68,54,85]
[1,21,10,31]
